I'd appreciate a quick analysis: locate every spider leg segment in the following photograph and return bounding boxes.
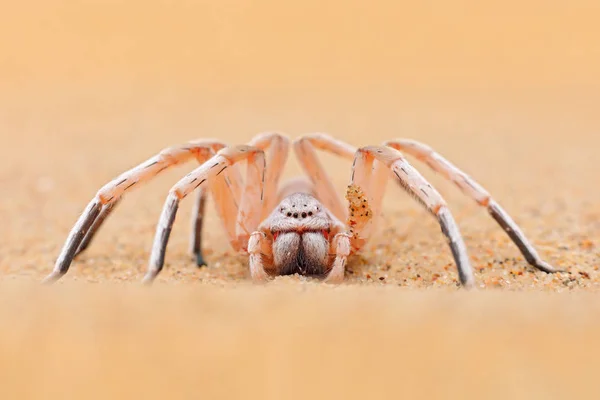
[189,188,207,267]
[293,133,357,221]
[385,139,558,273]
[71,141,225,261]
[143,145,266,283]
[188,157,248,265]
[324,232,352,283]
[43,140,226,284]
[74,197,120,256]
[351,146,475,288]
[75,142,226,259]
[43,199,103,284]
[248,231,272,281]
[248,132,290,219]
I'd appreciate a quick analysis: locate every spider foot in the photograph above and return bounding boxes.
[324,268,345,284]
[41,271,64,285]
[531,260,562,273]
[195,252,208,268]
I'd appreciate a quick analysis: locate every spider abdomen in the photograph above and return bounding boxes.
[273,231,329,277]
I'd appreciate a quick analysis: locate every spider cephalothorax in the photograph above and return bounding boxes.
[44,133,559,288]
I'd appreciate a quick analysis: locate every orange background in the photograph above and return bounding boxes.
[1,3,600,399]
[2,1,599,93]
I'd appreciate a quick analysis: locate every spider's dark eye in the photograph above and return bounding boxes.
[287,212,292,217]
[308,211,313,216]
[301,212,307,218]
[293,213,298,218]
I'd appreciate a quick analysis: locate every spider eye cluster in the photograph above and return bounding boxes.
[282,209,315,219]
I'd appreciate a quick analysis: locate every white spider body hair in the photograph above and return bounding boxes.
[262,192,338,277]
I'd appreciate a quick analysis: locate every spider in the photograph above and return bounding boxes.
[43,133,558,288]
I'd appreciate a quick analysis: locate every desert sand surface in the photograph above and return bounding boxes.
[1,1,600,398]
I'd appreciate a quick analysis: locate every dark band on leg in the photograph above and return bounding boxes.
[190,188,207,267]
[75,199,120,257]
[488,201,558,273]
[143,193,180,284]
[42,199,102,284]
[437,207,475,288]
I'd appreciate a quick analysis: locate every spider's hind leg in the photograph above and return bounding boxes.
[385,139,559,273]
[42,199,103,284]
[43,141,225,283]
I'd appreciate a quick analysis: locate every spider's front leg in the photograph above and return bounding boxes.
[186,132,289,267]
[293,133,384,283]
[143,145,266,283]
[349,146,476,288]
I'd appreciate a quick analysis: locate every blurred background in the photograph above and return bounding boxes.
[1,1,599,398]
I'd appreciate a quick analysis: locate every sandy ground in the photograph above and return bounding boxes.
[2,92,599,400]
[1,1,600,398]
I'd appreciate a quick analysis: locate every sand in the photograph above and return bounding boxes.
[1,1,600,398]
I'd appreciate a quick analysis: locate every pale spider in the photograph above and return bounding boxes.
[43,133,558,288]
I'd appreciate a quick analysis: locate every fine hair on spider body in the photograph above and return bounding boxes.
[267,192,333,277]
[43,132,560,288]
